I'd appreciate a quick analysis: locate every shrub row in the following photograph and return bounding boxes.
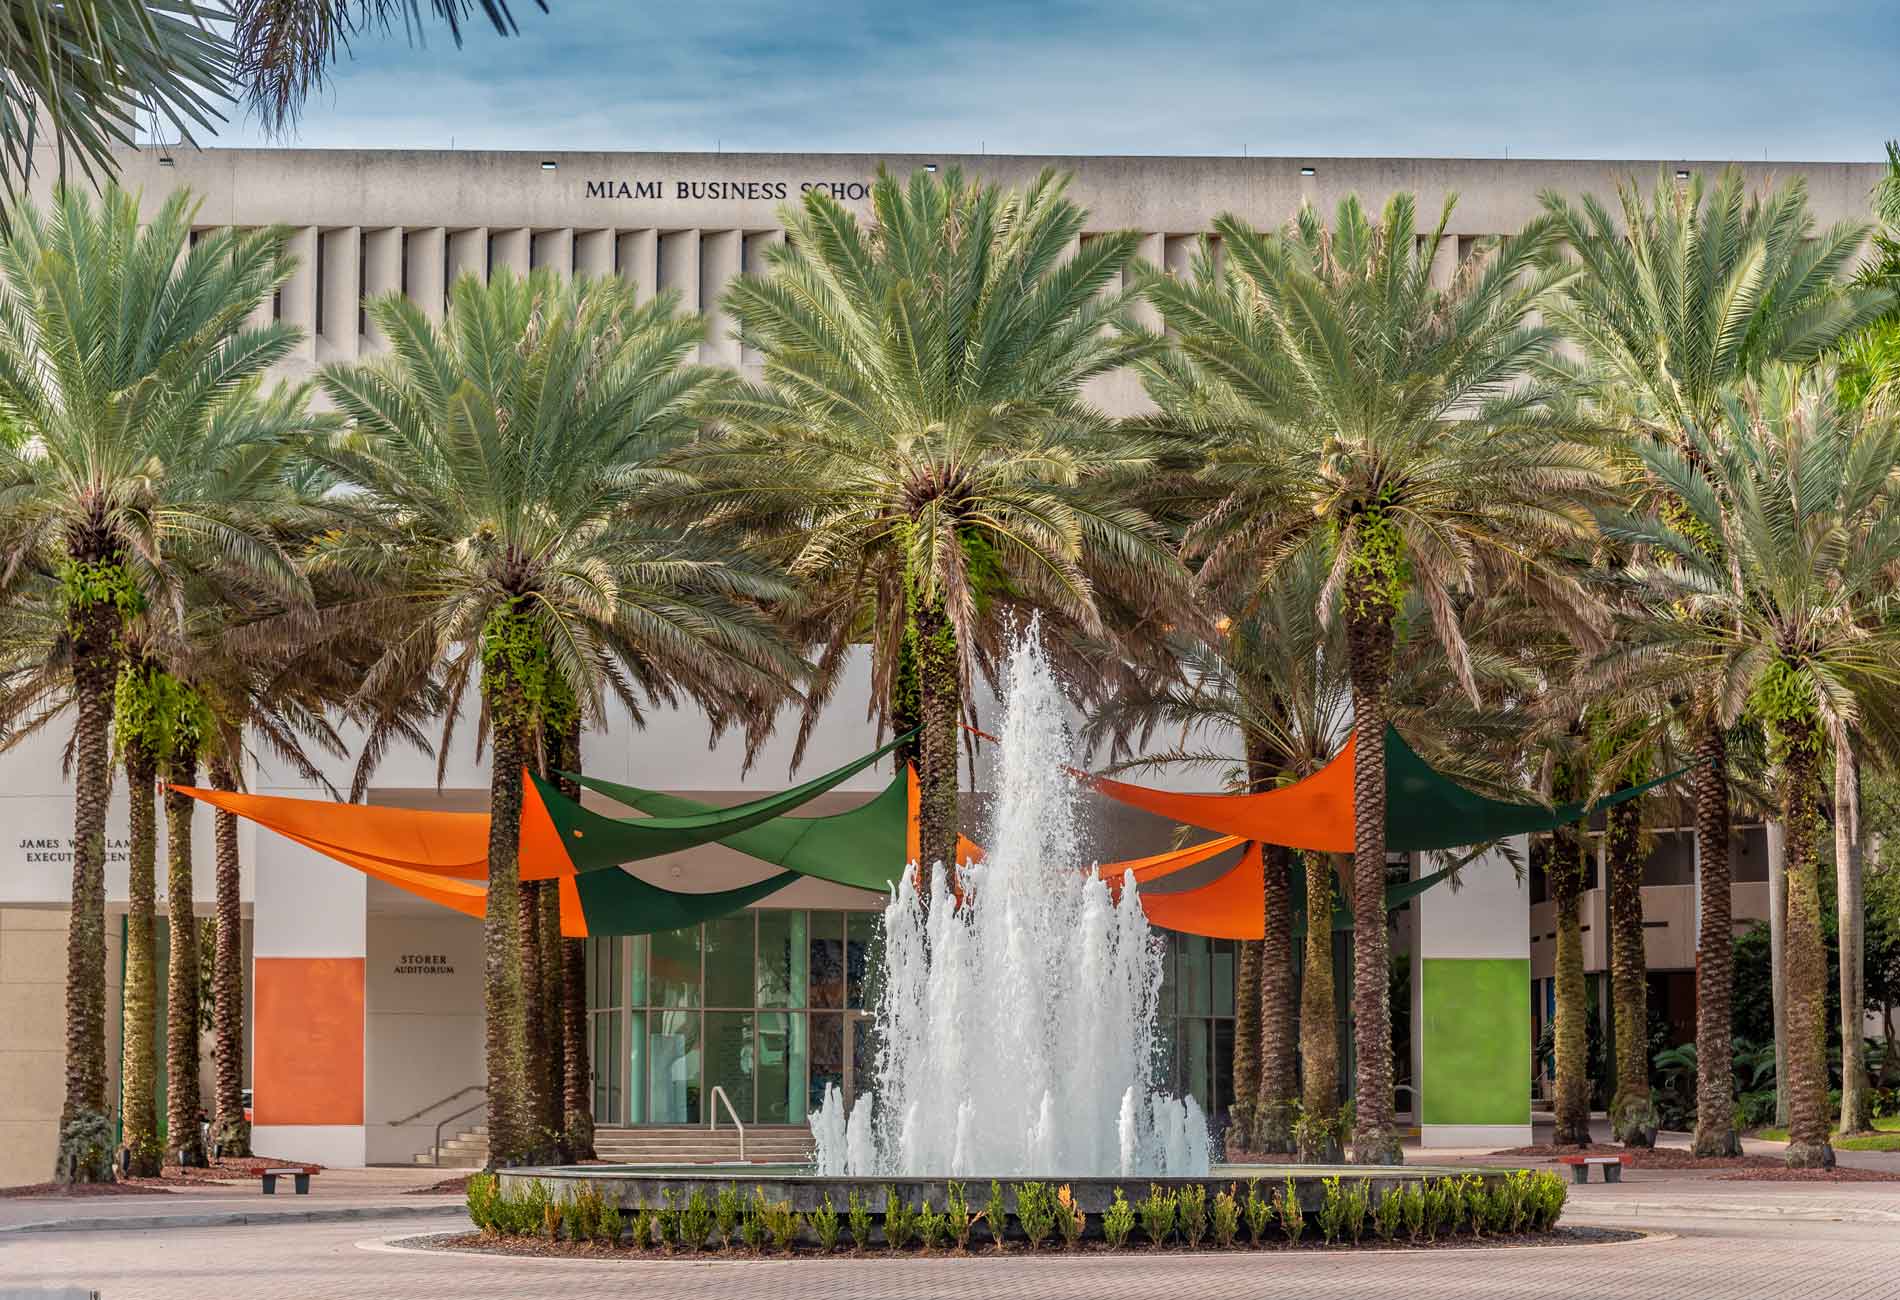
[465,1170,1566,1253]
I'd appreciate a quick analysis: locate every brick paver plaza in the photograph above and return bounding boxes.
[5,1177,1899,1300]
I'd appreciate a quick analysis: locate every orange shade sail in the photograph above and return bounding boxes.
[1132,841,1265,940]
[1097,834,1247,898]
[1086,737,1357,854]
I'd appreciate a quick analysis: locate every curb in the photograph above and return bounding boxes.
[0,1201,468,1236]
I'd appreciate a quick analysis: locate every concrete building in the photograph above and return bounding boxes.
[1,148,1876,1185]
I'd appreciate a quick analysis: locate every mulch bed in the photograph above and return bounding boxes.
[0,1180,170,1198]
[408,1174,473,1195]
[1490,1143,1786,1171]
[0,1155,324,1198]
[1713,1166,1900,1182]
[397,1225,1639,1260]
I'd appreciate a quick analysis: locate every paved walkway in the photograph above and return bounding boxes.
[6,1192,1900,1300]
[0,1167,465,1235]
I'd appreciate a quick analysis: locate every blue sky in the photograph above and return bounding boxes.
[211,0,1898,160]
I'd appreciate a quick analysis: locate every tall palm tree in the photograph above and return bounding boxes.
[3,1,537,203]
[1141,193,1609,1163]
[1542,167,1888,1156]
[688,166,1190,881]
[1603,364,1900,1168]
[0,186,303,1182]
[114,657,169,1175]
[305,267,803,1167]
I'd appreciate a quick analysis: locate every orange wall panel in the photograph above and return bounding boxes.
[253,957,364,1125]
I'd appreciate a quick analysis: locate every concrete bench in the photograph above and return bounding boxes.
[1556,1154,1630,1184]
[260,1166,316,1195]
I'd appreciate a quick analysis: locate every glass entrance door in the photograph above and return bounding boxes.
[843,1012,876,1108]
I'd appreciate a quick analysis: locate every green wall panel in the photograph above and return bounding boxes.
[1419,957,1530,1127]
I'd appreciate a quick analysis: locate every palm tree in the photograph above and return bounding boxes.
[1141,193,1609,1164]
[3,1,536,203]
[0,186,303,1182]
[1542,167,1889,1156]
[688,165,1190,881]
[115,658,168,1175]
[305,267,803,1167]
[1603,364,1900,1168]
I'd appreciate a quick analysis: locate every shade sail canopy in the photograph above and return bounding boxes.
[1098,835,1248,898]
[1088,737,1358,853]
[1136,842,1266,939]
[1089,725,1683,853]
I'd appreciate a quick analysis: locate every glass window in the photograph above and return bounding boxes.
[1184,1016,1212,1111]
[1179,934,1212,1016]
[1213,940,1236,1018]
[626,1009,646,1124]
[809,912,845,1009]
[591,1010,622,1123]
[846,912,881,1010]
[757,1012,808,1124]
[650,925,703,1009]
[705,1011,756,1124]
[628,934,648,1007]
[809,1012,844,1113]
[705,915,756,1008]
[1214,1016,1234,1119]
[1156,936,1175,1016]
[757,911,809,1008]
[648,1005,701,1122]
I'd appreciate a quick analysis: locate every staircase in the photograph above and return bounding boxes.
[415,1123,489,1168]
[413,1123,814,1168]
[593,1125,814,1165]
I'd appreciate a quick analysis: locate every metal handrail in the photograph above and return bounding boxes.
[432,1096,491,1168]
[1393,1082,1419,1118]
[388,1083,487,1128]
[709,1085,747,1161]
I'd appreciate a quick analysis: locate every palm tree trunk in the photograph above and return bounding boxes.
[1834,733,1872,1135]
[164,753,207,1167]
[1605,798,1654,1147]
[1691,722,1740,1156]
[537,881,567,1152]
[483,678,532,1168]
[1256,842,1297,1154]
[1344,601,1400,1165]
[1766,819,1789,1127]
[911,581,961,896]
[1549,813,1592,1148]
[1779,727,1835,1169]
[553,719,594,1159]
[120,745,163,1176]
[1229,933,1260,1157]
[518,877,550,1157]
[1298,852,1341,1162]
[56,591,120,1185]
[207,761,251,1158]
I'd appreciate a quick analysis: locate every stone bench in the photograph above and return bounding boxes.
[260,1166,317,1195]
[1556,1154,1630,1184]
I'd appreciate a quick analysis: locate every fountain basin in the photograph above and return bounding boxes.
[500,1163,1528,1220]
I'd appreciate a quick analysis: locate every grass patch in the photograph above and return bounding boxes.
[1755,1116,1900,1151]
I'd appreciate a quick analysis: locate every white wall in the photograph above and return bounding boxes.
[364,913,486,1165]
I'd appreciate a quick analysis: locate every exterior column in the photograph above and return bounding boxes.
[447,227,488,289]
[1412,835,1533,1147]
[249,776,367,1168]
[531,228,575,277]
[657,229,700,316]
[618,230,658,303]
[698,229,742,367]
[360,228,401,352]
[490,228,530,278]
[406,227,447,322]
[573,229,614,279]
[316,227,361,363]
[281,226,318,363]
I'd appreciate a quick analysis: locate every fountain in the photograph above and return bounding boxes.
[811,632,1211,1178]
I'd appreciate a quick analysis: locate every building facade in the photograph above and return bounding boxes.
[1,148,1876,1184]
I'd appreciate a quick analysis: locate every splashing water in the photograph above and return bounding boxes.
[811,633,1211,1177]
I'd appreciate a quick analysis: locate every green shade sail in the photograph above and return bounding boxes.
[1384,725,1684,852]
[526,729,915,873]
[568,767,911,894]
[571,863,798,936]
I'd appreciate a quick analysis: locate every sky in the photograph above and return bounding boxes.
[204,0,1899,161]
